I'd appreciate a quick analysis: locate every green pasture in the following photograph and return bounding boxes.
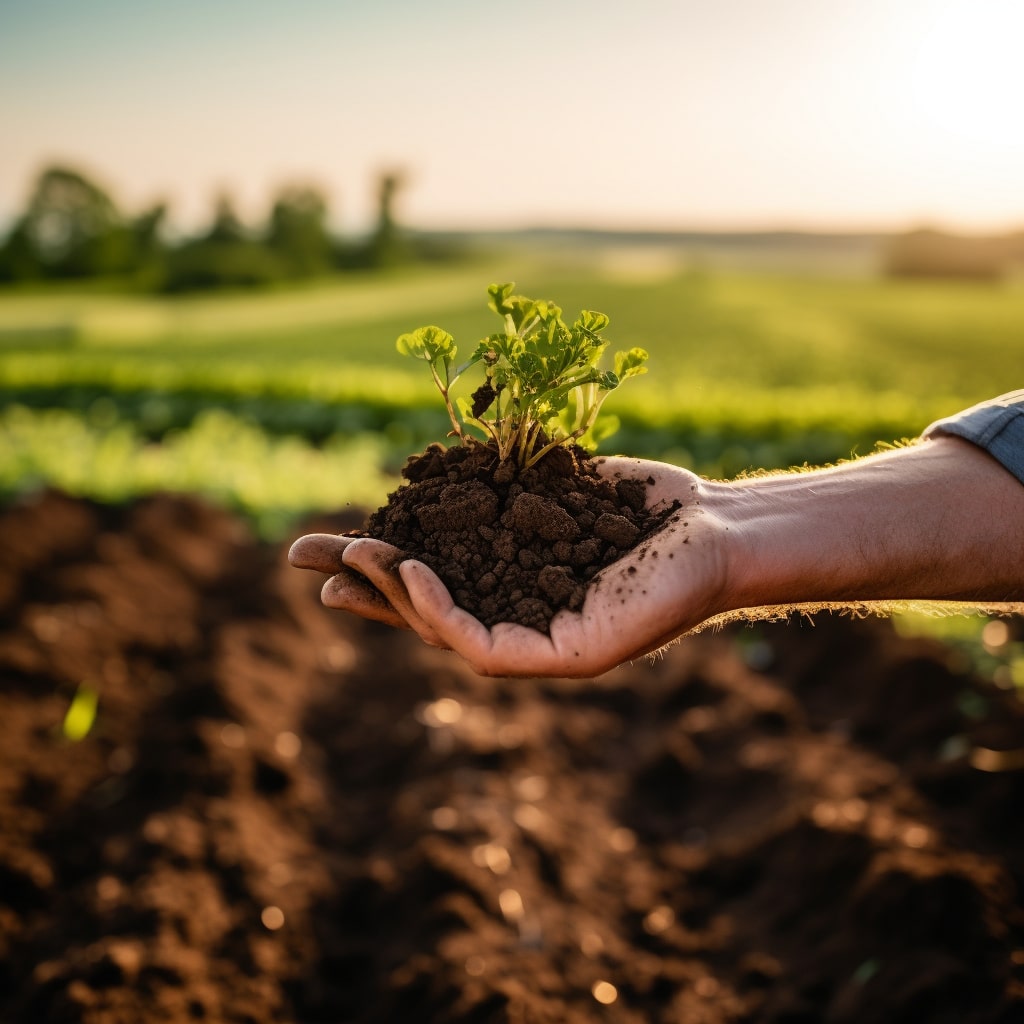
[1,250,1021,534]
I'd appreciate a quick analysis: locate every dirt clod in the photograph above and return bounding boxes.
[593,512,640,548]
[363,441,675,631]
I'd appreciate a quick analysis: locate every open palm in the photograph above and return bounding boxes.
[288,457,730,677]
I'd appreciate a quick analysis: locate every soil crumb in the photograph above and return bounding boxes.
[363,441,676,631]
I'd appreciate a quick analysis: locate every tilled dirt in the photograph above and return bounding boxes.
[2,489,1024,1023]
[363,441,677,631]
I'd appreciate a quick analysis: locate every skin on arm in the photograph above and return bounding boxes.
[289,436,1024,678]
[720,435,1024,610]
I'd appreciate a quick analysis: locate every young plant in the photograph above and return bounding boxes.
[396,283,648,470]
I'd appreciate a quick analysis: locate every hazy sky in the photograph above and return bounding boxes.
[3,0,1024,233]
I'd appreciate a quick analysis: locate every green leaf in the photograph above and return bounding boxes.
[577,310,610,334]
[614,347,649,380]
[455,394,480,423]
[63,683,98,742]
[395,283,648,468]
[472,337,500,364]
[486,282,516,316]
[505,296,540,333]
[396,325,457,364]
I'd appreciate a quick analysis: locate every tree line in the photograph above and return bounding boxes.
[883,227,1024,282]
[0,165,454,292]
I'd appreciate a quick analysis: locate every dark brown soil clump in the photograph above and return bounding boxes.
[363,441,675,631]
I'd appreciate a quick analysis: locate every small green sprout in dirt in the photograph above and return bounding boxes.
[396,282,648,469]
[62,683,99,742]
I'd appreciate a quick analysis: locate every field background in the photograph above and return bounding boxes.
[3,231,1020,674]
[1,234,1020,537]
[7,3,1024,1016]
[4,237,1024,1020]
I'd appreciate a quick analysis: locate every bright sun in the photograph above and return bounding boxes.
[907,0,1024,155]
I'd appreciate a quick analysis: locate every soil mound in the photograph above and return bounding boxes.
[2,489,1024,1023]
[364,441,675,631]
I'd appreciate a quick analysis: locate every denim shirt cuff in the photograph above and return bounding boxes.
[923,391,1024,486]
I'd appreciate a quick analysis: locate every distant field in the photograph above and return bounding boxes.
[1,249,1021,533]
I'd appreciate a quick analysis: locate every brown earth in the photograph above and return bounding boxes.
[2,489,1024,1023]
[362,441,677,631]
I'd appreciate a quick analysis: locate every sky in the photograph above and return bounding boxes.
[2,0,1024,235]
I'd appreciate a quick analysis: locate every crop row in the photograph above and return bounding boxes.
[2,263,1018,530]
[0,325,958,463]
[1,376,948,468]
[0,387,952,539]
[0,405,395,538]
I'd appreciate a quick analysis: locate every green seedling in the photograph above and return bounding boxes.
[396,283,648,470]
[62,683,98,742]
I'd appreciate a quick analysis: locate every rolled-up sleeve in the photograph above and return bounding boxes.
[923,391,1024,485]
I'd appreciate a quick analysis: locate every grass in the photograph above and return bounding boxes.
[3,258,1019,398]
[1,249,1021,531]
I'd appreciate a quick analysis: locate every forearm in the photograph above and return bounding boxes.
[706,436,1024,613]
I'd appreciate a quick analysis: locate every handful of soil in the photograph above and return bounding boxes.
[359,440,676,632]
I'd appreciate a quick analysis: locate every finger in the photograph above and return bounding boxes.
[596,457,697,510]
[321,569,409,630]
[288,533,359,574]
[400,560,588,678]
[343,540,446,648]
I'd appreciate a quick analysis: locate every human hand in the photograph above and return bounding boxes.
[289,457,728,677]
[291,433,1024,678]
[286,531,447,647]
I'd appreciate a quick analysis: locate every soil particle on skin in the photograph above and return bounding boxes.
[363,441,677,631]
[2,490,1024,1023]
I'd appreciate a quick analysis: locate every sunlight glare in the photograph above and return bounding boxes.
[908,0,1024,155]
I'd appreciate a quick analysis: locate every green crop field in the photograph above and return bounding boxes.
[1,249,1021,535]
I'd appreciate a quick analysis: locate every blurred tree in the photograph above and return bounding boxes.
[0,164,446,290]
[0,165,171,284]
[0,219,40,281]
[15,166,131,278]
[884,228,1008,281]
[163,194,282,292]
[364,170,411,268]
[265,185,333,277]
[129,202,169,287]
[204,195,248,245]
[1005,230,1024,270]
